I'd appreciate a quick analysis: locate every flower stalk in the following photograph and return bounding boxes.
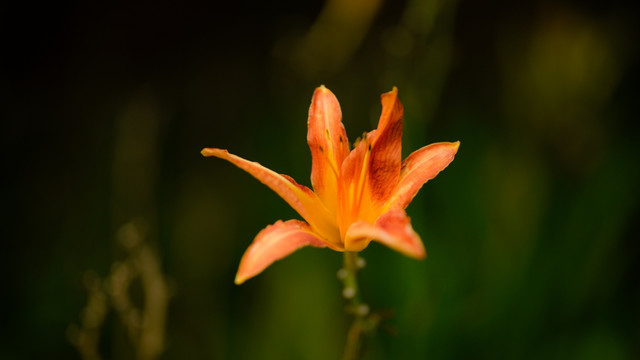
[340,252,372,360]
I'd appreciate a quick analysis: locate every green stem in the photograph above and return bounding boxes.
[340,252,368,360]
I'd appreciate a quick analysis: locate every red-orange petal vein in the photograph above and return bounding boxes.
[368,87,403,204]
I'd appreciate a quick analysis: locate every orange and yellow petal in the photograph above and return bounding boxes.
[367,87,403,204]
[235,220,327,284]
[307,86,350,213]
[337,87,405,231]
[344,209,425,259]
[201,148,340,245]
[386,141,460,211]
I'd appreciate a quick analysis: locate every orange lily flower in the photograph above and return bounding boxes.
[202,86,459,284]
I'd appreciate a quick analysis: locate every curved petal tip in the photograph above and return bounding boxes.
[234,220,327,284]
[201,147,226,157]
[344,209,426,259]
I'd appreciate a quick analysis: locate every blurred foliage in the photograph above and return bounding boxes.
[3,0,639,359]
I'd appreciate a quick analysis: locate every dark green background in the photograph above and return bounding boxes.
[3,0,639,359]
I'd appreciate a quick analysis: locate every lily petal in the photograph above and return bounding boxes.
[386,141,460,210]
[338,87,403,228]
[368,87,403,204]
[201,148,340,245]
[344,209,425,259]
[307,86,350,213]
[339,130,374,231]
[235,220,327,284]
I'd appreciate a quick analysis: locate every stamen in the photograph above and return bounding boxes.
[353,138,371,220]
[324,152,339,178]
[321,128,340,178]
